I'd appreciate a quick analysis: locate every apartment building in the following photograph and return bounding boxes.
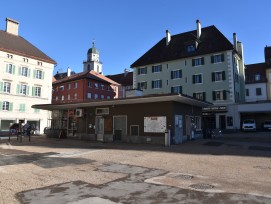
[245,63,268,102]
[52,69,116,104]
[0,18,56,132]
[131,20,245,130]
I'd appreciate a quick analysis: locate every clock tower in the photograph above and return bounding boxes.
[83,41,103,74]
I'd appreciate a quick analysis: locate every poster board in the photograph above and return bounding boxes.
[144,116,166,133]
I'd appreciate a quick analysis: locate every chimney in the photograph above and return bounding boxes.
[233,33,238,51]
[6,18,19,36]
[67,67,71,77]
[124,68,129,77]
[166,30,171,46]
[196,19,201,39]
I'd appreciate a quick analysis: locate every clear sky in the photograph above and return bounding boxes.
[1,0,270,75]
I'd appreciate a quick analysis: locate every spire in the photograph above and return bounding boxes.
[92,39,95,48]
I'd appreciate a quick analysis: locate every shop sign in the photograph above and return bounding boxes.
[202,106,227,112]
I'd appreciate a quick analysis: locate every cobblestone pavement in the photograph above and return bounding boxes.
[0,132,271,204]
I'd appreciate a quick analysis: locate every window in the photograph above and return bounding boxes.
[3,82,11,93]
[19,104,25,112]
[68,83,71,89]
[192,57,204,66]
[74,93,78,99]
[23,58,28,63]
[7,54,13,59]
[171,70,182,79]
[94,94,98,99]
[88,81,92,88]
[193,92,206,101]
[255,74,261,81]
[101,84,104,90]
[94,83,98,89]
[74,82,78,89]
[56,96,58,101]
[33,87,41,97]
[19,84,27,95]
[67,94,70,100]
[171,86,182,94]
[35,70,43,79]
[21,67,29,77]
[37,61,42,66]
[61,95,64,101]
[187,45,195,53]
[212,71,225,82]
[107,96,111,99]
[213,90,227,101]
[137,81,147,90]
[87,93,92,99]
[152,80,162,89]
[246,89,249,96]
[192,74,202,84]
[152,65,162,73]
[6,64,14,74]
[138,67,147,75]
[256,88,262,96]
[211,54,224,63]
[59,85,64,91]
[2,101,11,111]
[101,95,104,99]
[96,108,109,115]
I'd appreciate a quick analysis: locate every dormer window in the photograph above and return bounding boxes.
[187,44,195,53]
[255,74,261,81]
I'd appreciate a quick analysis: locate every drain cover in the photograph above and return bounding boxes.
[174,174,194,180]
[254,166,271,170]
[189,183,214,190]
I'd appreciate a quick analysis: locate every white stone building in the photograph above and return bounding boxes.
[0,18,56,133]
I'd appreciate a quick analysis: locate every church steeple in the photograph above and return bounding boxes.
[83,40,103,74]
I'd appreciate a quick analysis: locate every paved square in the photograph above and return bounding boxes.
[0,133,271,203]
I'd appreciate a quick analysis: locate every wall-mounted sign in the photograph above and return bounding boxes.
[144,116,166,133]
[202,106,227,112]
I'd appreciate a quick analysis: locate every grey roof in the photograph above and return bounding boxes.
[0,30,56,64]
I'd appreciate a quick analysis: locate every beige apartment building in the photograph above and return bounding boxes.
[131,20,246,130]
[0,18,56,132]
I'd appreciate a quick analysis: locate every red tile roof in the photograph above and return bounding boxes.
[245,63,267,84]
[106,72,133,86]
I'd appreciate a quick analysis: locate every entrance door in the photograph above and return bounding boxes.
[174,115,183,144]
[219,115,226,130]
[95,116,104,141]
[113,116,127,142]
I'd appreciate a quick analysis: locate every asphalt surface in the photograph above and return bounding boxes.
[0,132,271,204]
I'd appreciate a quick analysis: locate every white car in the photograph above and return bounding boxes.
[263,120,271,130]
[242,119,256,131]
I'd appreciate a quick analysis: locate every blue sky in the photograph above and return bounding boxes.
[1,0,270,75]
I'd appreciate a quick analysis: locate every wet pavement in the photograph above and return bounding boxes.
[0,132,271,203]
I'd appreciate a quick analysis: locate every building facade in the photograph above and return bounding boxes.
[52,71,116,103]
[0,18,56,132]
[33,94,211,145]
[106,69,133,98]
[131,20,245,130]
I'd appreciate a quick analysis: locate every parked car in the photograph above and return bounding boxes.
[263,120,271,131]
[242,119,256,131]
